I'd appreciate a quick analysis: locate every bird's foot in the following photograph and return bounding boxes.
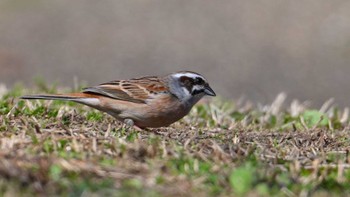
[123,119,144,131]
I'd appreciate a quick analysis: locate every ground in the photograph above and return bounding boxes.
[0,85,350,196]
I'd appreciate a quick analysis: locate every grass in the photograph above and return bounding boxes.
[1,85,350,196]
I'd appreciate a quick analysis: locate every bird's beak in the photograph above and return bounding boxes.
[204,85,216,96]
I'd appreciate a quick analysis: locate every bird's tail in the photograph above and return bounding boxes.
[20,93,88,100]
[21,95,71,101]
[20,93,100,104]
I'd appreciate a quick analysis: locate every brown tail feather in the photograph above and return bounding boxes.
[20,93,98,101]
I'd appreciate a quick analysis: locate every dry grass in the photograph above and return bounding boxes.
[0,86,350,196]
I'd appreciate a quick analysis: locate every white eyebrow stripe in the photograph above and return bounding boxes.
[172,73,203,79]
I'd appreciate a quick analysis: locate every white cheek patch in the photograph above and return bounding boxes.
[192,85,201,91]
[191,85,205,95]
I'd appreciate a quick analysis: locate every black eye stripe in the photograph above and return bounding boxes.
[179,76,207,95]
[194,77,205,85]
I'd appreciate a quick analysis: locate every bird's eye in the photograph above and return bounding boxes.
[195,77,204,85]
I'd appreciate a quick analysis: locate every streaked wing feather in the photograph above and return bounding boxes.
[83,86,146,104]
[82,77,168,104]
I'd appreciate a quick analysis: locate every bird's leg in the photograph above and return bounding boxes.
[123,119,144,131]
[123,119,134,128]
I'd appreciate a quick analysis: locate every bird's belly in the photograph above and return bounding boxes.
[100,96,192,128]
[135,111,187,128]
[122,103,189,128]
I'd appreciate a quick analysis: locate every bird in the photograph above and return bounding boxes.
[20,71,216,128]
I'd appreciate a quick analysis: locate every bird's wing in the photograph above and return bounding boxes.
[82,76,169,104]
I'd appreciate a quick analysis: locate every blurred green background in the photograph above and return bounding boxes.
[1,0,350,106]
